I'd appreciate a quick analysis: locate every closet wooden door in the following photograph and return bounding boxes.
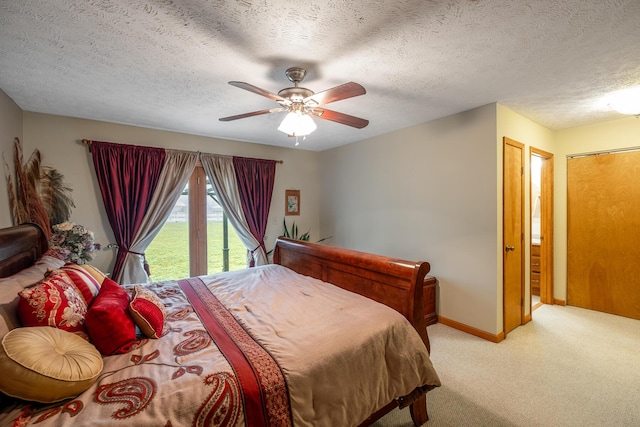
[503,138,524,334]
[567,150,640,320]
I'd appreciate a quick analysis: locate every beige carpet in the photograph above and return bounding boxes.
[373,304,640,426]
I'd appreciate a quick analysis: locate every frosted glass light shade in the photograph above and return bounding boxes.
[607,87,640,116]
[278,112,317,136]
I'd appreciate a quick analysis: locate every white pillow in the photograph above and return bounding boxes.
[0,327,103,403]
[0,279,23,338]
[0,255,65,288]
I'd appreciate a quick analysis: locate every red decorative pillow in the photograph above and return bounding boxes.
[85,278,136,355]
[129,285,167,338]
[17,273,88,338]
[52,263,102,306]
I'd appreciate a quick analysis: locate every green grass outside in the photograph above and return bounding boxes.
[145,221,247,281]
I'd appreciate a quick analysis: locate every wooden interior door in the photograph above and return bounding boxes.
[503,137,524,335]
[567,150,640,320]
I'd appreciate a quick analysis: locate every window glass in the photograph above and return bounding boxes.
[146,169,246,282]
[206,195,246,274]
[146,191,190,281]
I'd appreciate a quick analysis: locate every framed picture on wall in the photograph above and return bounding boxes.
[285,189,300,216]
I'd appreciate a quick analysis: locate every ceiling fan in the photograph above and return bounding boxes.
[219,67,369,137]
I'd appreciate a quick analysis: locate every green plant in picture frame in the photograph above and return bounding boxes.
[285,189,300,216]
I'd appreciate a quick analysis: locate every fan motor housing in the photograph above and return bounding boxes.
[278,87,314,101]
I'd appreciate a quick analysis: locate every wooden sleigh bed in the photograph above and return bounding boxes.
[0,223,440,426]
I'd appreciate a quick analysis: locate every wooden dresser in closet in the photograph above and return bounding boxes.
[531,244,541,296]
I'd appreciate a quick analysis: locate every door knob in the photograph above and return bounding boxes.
[505,245,515,252]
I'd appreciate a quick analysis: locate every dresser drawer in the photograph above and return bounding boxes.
[531,257,541,272]
[531,244,540,256]
[531,244,541,274]
[531,272,541,295]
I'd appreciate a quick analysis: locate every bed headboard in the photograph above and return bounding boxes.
[0,223,48,278]
[273,237,431,351]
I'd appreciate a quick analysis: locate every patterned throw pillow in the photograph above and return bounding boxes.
[129,285,167,339]
[17,273,88,338]
[78,264,108,285]
[85,278,136,355]
[47,263,102,306]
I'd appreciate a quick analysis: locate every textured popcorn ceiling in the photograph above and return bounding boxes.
[1,0,639,151]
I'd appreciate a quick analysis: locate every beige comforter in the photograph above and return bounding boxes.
[0,264,440,426]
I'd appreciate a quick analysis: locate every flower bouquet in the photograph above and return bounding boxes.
[49,222,101,264]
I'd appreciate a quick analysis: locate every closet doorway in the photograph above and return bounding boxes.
[530,148,554,310]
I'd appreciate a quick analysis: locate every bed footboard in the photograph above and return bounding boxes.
[273,237,431,349]
[273,237,433,425]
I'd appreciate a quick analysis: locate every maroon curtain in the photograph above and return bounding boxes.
[232,157,276,266]
[91,141,165,281]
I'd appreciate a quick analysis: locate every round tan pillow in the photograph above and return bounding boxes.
[0,327,103,403]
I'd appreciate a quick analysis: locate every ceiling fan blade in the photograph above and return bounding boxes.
[304,82,366,106]
[312,108,369,129]
[228,81,285,102]
[219,108,282,122]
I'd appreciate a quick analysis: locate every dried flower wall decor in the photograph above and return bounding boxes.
[3,137,75,236]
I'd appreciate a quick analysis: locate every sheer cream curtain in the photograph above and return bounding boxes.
[120,150,198,284]
[199,153,268,267]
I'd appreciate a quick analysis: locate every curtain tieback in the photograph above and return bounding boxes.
[125,249,145,256]
[124,250,151,277]
[247,245,261,268]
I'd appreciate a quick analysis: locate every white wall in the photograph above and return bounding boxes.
[0,89,23,228]
[554,116,640,302]
[319,104,501,334]
[22,112,321,275]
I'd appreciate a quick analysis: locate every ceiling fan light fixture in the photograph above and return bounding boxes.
[220,67,368,138]
[278,111,317,136]
[607,87,640,116]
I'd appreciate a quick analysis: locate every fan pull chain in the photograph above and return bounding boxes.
[294,135,307,147]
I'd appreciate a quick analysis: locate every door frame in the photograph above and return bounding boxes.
[503,137,525,336]
[530,147,554,306]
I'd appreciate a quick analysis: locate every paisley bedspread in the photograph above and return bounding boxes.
[179,277,291,427]
[0,264,440,426]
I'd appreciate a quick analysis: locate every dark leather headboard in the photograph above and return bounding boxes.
[0,223,48,278]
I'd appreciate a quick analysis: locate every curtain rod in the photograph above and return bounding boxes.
[81,139,284,164]
[566,145,640,159]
